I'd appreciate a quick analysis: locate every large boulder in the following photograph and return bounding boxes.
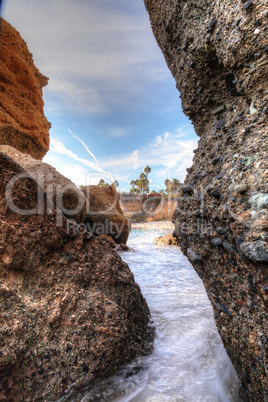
[0,18,50,159]
[0,153,151,400]
[145,0,268,400]
[82,185,130,244]
[0,145,87,223]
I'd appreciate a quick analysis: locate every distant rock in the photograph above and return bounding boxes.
[154,233,179,246]
[120,194,143,219]
[145,195,177,222]
[0,18,50,159]
[83,185,130,244]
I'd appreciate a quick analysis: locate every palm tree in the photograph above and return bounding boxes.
[112,180,119,188]
[171,178,181,192]
[98,179,106,187]
[139,173,147,196]
[144,166,151,194]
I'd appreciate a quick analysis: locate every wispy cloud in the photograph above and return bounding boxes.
[99,125,197,185]
[43,126,197,188]
[48,138,112,178]
[69,129,98,164]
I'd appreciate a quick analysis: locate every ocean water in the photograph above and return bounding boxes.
[75,229,243,401]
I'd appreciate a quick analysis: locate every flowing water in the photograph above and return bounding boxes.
[77,229,243,401]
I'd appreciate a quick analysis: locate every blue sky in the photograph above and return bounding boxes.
[2,0,198,192]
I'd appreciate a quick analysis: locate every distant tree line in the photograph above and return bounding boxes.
[97,179,119,188]
[79,166,182,196]
[164,178,181,193]
[130,166,151,195]
[129,166,181,196]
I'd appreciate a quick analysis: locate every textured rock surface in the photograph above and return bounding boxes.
[0,18,50,159]
[0,145,88,223]
[145,0,267,400]
[83,185,130,244]
[145,196,177,222]
[120,193,175,222]
[0,153,151,400]
[120,194,143,220]
[154,233,179,247]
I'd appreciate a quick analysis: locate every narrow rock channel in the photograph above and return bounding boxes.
[66,229,243,402]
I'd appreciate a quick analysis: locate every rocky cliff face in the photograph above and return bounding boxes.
[120,194,143,220]
[0,18,50,159]
[145,196,177,222]
[0,153,151,400]
[144,0,267,400]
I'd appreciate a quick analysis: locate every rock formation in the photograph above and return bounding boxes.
[154,233,179,247]
[0,153,151,400]
[144,0,267,400]
[0,145,88,223]
[145,195,177,222]
[120,193,172,222]
[83,185,130,244]
[120,194,143,219]
[0,18,50,159]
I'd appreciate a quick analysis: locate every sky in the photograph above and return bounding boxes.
[2,0,198,192]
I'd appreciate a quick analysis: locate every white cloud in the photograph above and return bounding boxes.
[3,0,166,116]
[100,126,197,183]
[42,126,197,188]
[132,150,139,170]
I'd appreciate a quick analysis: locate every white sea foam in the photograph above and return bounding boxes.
[65,229,243,402]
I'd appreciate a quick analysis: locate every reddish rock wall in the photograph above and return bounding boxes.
[145,196,177,222]
[0,18,50,159]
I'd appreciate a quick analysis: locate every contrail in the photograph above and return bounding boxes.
[69,129,98,164]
